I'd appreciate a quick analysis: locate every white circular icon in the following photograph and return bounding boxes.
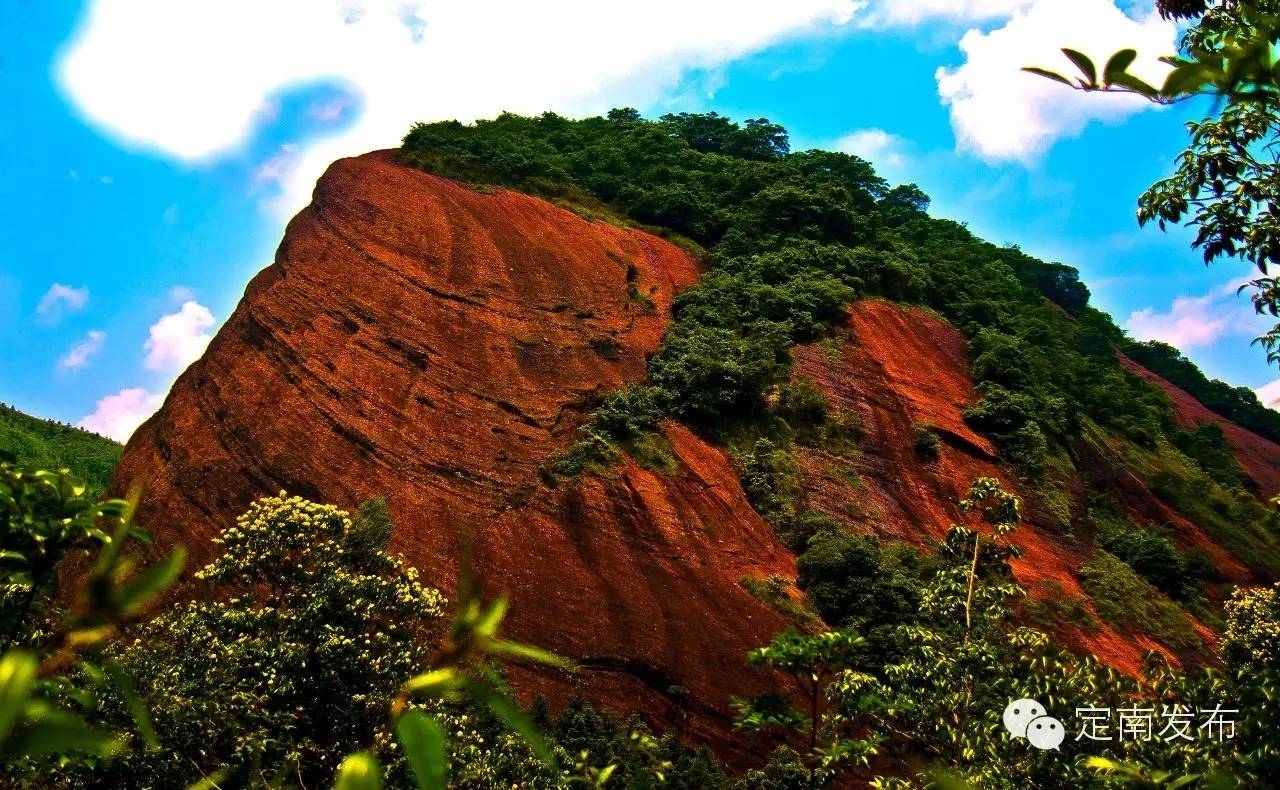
[1002,698,1046,739]
[1026,715,1065,751]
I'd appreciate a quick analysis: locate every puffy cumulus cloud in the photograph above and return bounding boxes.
[835,128,908,168]
[77,387,164,442]
[936,0,1176,162]
[1255,379,1280,410]
[59,0,859,215]
[143,300,216,372]
[1124,278,1260,349]
[36,283,89,320]
[59,329,106,370]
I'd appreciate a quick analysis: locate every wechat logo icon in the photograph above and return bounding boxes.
[1002,698,1065,751]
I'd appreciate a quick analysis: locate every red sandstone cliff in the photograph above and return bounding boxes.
[112,150,1277,755]
[113,150,793,758]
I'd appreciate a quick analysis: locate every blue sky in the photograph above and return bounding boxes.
[1,0,1273,441]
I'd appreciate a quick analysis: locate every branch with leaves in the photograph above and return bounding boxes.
[1026,2,1280,363]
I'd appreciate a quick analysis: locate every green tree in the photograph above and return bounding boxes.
[82,493,447,787]
[735,629,877,785]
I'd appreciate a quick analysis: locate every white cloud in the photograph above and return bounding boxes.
[1256,379,1280,410]
[77,387,164,442]
[36,283,89,320]
[862,0,1033,26]
[307,96,351,123]
[59,329,106,370]
[59,0,858,215]
[835,128,908,168]
[253,143,299,187]
[1125,277,1260,349]
[143,300,216,372]
[936,0,1176,162]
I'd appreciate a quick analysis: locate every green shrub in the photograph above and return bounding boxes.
[776,508,836,554]
[648,322,792,424]
[776,380,829,444]
[1019,580,1098,631]
[1170,422,1246,488]
[551,697,731,789]
[1079,551,1202,652]
[820,408,863,456]
[741,575,824,631]
[1094,516,1201,600]
[85,493,447,787]
[1222,583,1280,673]
[738,438,800,530]
[795,530,931,661]
[912,422,941,458]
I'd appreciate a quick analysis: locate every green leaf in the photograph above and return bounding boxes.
[397,710,448,790]
[0,651,37,742]
[1062,48,1097,87]
[1110,72,1160,98]
[1021,67,1073,87]
[1163,63,1211,97]
[103,659,159,750]
[403,668,462,697]
[117,548,186,616]
[2,711,123,760]
[464,680,554,766]
[335,751,383,790]
[185,767,231,790]
[474,595,509,638]
[1103,49,1137,85]
[486,639,576,669]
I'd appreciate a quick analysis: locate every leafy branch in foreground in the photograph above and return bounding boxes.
[1026,1,1280,363]
[0,462,184,781]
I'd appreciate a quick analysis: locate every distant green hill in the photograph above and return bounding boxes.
[0,403,121,493]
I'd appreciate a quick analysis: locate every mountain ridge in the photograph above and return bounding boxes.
[102,143,1279,760]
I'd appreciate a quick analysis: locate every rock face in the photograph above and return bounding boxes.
[113,149,1276,756]
[113,150,794,759]
[791,302,1216,675]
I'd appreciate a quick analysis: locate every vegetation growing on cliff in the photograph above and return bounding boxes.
[402,108,1278,598]
[402,109,1173,482]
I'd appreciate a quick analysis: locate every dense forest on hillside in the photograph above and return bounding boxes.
[0,403,119,491]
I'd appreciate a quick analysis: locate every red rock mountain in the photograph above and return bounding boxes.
[112,150,1280,757]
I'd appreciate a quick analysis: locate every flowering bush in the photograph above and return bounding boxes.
[81,493,446,787]
[1222,582,1280,673]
